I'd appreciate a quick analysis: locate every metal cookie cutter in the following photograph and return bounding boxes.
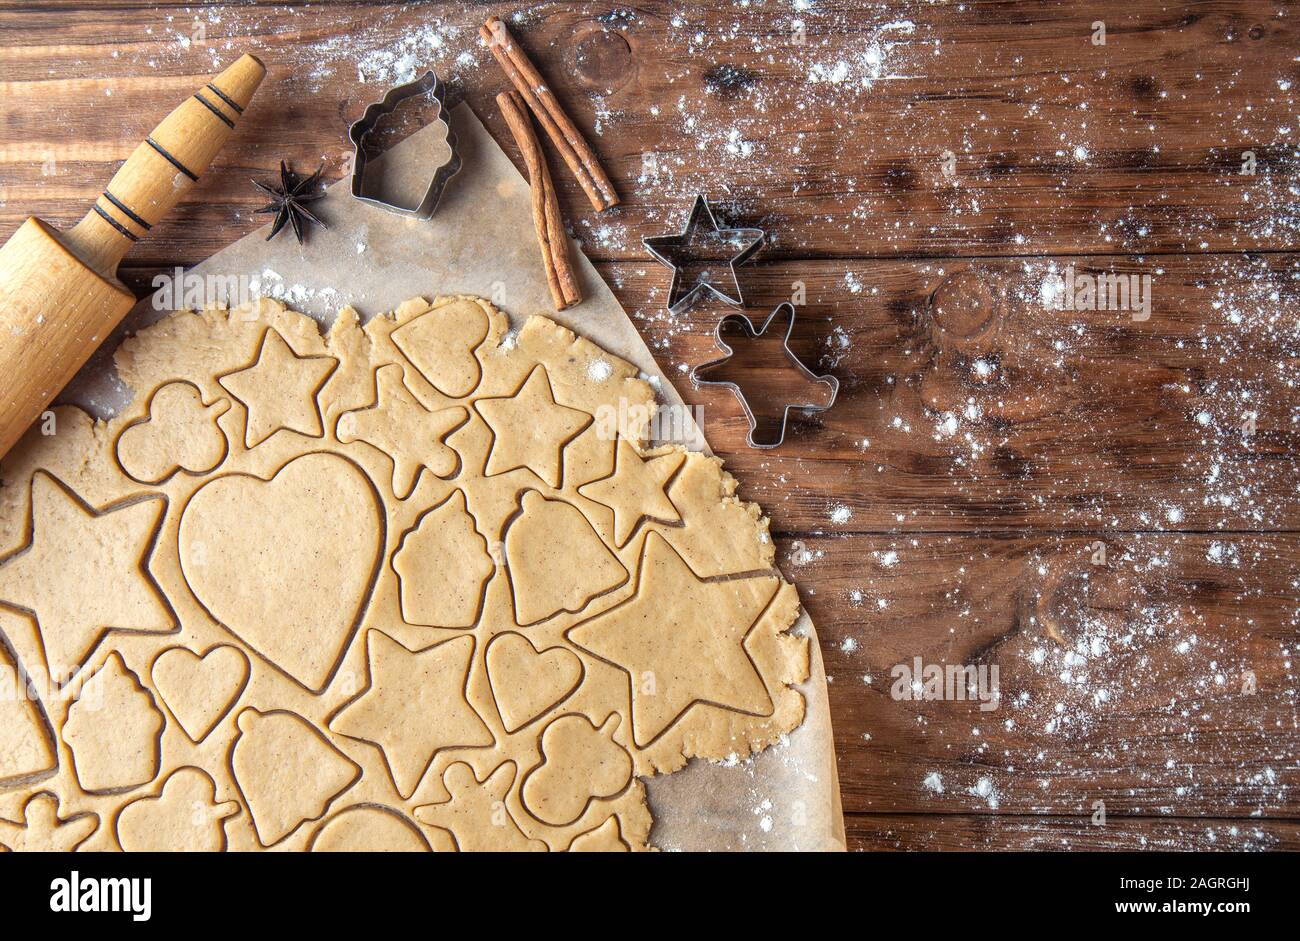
[642,194,765,315]
[349,70,462,218]
[691,302,839,449]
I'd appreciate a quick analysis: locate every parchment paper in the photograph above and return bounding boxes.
[61,104,845,852]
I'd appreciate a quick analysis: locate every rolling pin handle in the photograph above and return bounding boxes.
[0,53,265,460]
[64,54,266,277]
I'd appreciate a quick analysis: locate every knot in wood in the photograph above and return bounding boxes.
[926,269,1001,353]
[571,28,634,94]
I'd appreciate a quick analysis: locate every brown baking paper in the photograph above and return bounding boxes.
[61,104,845,852]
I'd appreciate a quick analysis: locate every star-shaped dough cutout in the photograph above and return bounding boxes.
[329,631,492,798]
[578,439,686,547]
[475,365,591,488]
[0,792,98,852]
[568,533,776,747]
[413,762,544,852]
[337,364,468,498]
[219,329,337,448]
[0,473,174,681]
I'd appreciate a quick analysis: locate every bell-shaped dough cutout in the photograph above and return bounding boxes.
[504,491,627,625]
[230,708,361,847]
[393,490,494,628]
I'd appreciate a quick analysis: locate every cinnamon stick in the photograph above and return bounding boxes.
[481,16,619,211]
[497,90,582,310]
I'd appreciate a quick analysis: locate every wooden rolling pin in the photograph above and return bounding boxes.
[0,54,266,459]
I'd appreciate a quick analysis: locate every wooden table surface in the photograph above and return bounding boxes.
[2,0,1296,851]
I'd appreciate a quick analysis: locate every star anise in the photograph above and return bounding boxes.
[252,161,326,244]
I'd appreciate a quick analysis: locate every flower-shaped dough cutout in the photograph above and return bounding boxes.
[521,714,632,826]
[115,381,230,483]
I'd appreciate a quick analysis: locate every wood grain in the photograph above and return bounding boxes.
[790,533,1299,819]
[0,54,264,459]
[4,0,1298,851]
[844,814,1300,851]
[599,254,1300,535]
[0,1,1296,266]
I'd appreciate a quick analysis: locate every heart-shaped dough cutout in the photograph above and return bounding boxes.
[391,298,489,398]
[179,453,383,692]
[151,644,250,743]
[486,632,583,732]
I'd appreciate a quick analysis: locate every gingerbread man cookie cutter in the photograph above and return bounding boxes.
[691,302,839,450]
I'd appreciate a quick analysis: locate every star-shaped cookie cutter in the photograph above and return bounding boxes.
[642,194,765,314]
[349,70,462,219]
[691,302,839,450]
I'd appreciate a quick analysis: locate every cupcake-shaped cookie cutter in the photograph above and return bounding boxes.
[348,70,462,219]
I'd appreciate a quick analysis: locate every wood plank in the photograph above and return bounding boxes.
[1,1,1296,266]
[117,252,1300,534]
[788,533,1300,818]
[845,813,1300,851]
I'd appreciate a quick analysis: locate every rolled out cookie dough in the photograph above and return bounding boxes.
[0,295,809,851]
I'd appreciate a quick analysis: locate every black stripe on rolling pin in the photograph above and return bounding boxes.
[93,204,139,241]
[192,92,236,129]
[205,83,244,114]
[102,191,150,230]
[146,137,199,181]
